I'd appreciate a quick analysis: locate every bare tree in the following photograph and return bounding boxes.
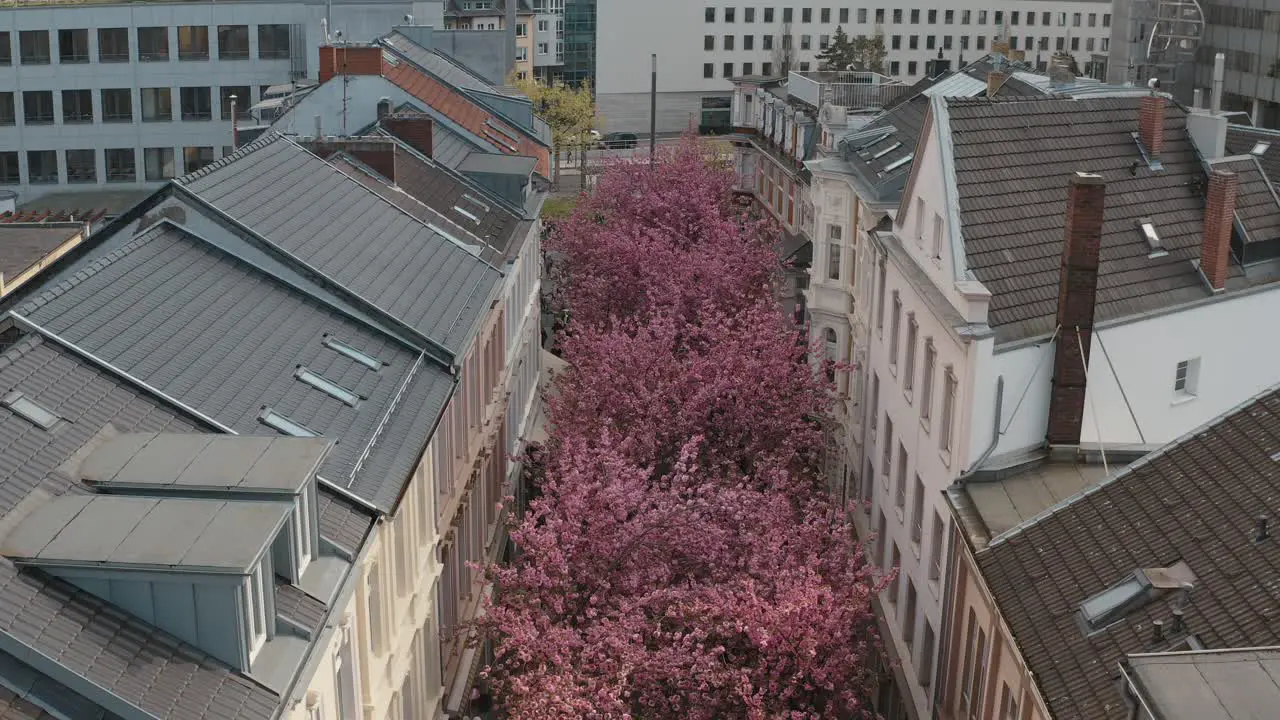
[772,21,796,77]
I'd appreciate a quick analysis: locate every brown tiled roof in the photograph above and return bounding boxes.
[975,385,1280,720]
[1225,125,1280,186]
[1210,156,1280,245]
[0,209,107,224]
[0,226,81,282]
[382,56,551,177]
[948,96,1241,342]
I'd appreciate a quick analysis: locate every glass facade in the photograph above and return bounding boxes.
[562,0,596,87]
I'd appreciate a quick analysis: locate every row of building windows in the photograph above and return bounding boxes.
[705,32,1109,54]
[1203,3,1280,32]
[705,6,1111,29]
[0,86,271,127]
[0,146,227,185]
[0,25,291,66]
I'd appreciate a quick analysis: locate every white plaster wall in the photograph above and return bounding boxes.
[595,0,1113,96]
[974,286,1280,457]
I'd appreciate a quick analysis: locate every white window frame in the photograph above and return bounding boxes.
[245,563,268,661]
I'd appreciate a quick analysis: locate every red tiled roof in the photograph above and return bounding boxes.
[382,61,551,177]
[0,209,107,224]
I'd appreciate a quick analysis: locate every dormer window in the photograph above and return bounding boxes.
[2,391,60,430]
[1139,217,1167,257]
[1251,141,1270,156]
[245,561,269,660]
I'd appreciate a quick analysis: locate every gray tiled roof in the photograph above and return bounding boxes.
[383,31,493,94]
[177,133,502,355]
[1210,156,1280,245]
[0,649,124,720]
[975,385,1280,720]
[1225,125,1280,186]
[17,222,453,512]
[273,582,328,638]
[947,96,1237,342]
[0,333,281,720]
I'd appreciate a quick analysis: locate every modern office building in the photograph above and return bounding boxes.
[594,0,1113,133]
[561,0,595,87]
[0,0,453,206]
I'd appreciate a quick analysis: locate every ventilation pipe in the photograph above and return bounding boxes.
[1211,52,1224,115]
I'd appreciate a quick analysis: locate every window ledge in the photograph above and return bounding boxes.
[1171,391,1198,406]
[920,416,931,434]
[903,388,914,405]
[939,448,952,468]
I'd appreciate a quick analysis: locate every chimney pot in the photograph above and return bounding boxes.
[987,70,1008,98]
[1201,169,1239,292]
[1152,620,1164,643]
[1047,172,1106,447]
[1255,515,1270,542]
[1139,95,1166,159]
[1171,607,1185,633]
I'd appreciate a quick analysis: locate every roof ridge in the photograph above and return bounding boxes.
[988,381,1280,548]
[176,131,282,185]
[390,138,525,219]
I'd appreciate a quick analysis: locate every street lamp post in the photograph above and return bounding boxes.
[649,53,657,166]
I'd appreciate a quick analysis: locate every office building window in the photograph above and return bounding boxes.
[0,93,12,126]
[892,8,901,23]
[22,91,54,124]
[724,35,734,50]
[744,34,753,50]
[57,29,90,63]
[0,33,10,66]
[62,90,93,123]
[217,25,249,59]
[178,26,209,60]
[840,8,849,23]
[763,34,773,50]
[102,89,133,122]
[19,31,50,65]
[764,7,773,22]
[724,7,735,22]
[705,34,715,50]
[890,60,899,75]
[801,7,811,22]
[183,146,215,173]
[762,61,772,75]
[819,34,829,49]
[801,34,811,49]
[105,149,136,182]
[98,28,130,61]
[141,88,172,122]
[799,61,810,71]
[139,27,170,61]
[910,9,919,23]
[742,61,753,75]
[258,24,291,59]
[723,62,734,77]
[66,149,97,184]
[0,153,17,185]
[180,87,212,120]
[820,8,829,23]
[745,7,755,22]
[144,147,176,181]
[27,151,58,184]
[705,7,715,22]
[220,86,251,120]
[783,8,793,22]
[703,62,713,78]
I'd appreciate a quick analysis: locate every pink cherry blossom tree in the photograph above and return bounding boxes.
[481,139,885,718]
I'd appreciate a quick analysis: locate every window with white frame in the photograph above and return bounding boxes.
[882,417,894,478]
[293,485,314,575]
[895,444,908,511]
[903,314,918,395]
[929,510,943,582]
[876,259,887,334]
[888,544,901,605]
[245,562,268,661]
[999,683,1020,720]
[366,563,385,655]
[919,619,936,686]
[940,366,957,453]
[824,328,838,383]
[932,212,944,258]
[828,242,841,280]
[903,579,917,650]
[914,197,925,241]
[911,474,924,543]
[960,610,977,711]
[889,291,902,369]
[870,372,880,432]
[1173,357,1200,398]
[921,339,936,423]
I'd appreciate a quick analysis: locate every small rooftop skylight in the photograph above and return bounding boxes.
[484,119,520,144]
[1079,561,1196,633]
[1,391,60,430]
[882,154,913,173]
[295,367,361,406]
[1251,141,1271,156]
[871,141,903,160]
[259,408,317,438]
[324,335,383,371]
[453,205,481,224]
[1139,217,1167,257]
[462,193,491,213]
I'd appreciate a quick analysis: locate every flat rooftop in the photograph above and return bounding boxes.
[1127,648,1280,720]
[0,225,81,282]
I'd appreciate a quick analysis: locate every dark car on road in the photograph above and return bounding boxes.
[599,132,639,149]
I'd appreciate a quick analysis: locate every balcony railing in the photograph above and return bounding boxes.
[788,70,909,111]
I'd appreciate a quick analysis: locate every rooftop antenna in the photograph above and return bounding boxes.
[337,29,348,136]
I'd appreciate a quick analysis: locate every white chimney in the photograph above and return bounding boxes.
[1192,88,1203,110]
[1212,52,1225,115]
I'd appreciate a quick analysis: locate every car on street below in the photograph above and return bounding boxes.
[599,132,638,149]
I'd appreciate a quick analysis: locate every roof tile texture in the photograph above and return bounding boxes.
[977,386,1280,720]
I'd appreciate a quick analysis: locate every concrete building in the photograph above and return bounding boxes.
[441,0,536,81]
[941,381,1280,720]
[853,83,1280,719]
[595,0,1113,133]
[0,207,100,298]
[0,0,461,205]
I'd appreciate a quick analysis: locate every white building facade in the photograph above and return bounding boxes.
[596,0,1113,133]
[0,0,445,205]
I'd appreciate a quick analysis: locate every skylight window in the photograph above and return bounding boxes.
[259,408,317,437]
[484,119,520,144]
[871,141,903,160]
[295,367,361,406]
[453,205,481,224]
[1139,217,1167,256]
[324,335,383,371]
[882,154,913,173]
[462,193,491,213]
[1251,141,1271,156]
[1,391,59,430]
[1080,575,1149,628]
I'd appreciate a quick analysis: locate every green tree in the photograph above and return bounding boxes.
[816,25,855,70]
[511,75,599,184]
[849,29,888,74]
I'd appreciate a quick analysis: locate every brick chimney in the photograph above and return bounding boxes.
[986,70,1007,98]
[318,45,385,84]
[297,138,397,182]
[1200,169,1239,291]
[382,112,434,158]
[1047,172,1107,447]
[1138,95,1165,159]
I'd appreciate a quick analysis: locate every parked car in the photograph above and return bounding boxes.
[599,132,639,149]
